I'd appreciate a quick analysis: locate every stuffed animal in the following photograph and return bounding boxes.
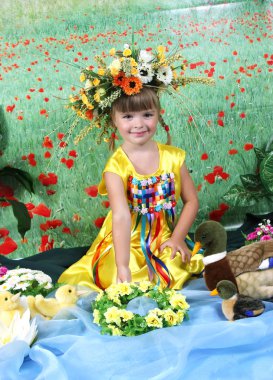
[216,280,265,321]
[0,291,25,327]
[192,221,273,299]
[31,284,88,319]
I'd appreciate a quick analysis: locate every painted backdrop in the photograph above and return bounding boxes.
[0,0,273,258]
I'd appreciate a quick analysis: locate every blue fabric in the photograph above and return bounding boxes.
[1,278,273,380]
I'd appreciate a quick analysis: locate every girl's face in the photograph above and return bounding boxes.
[112,107,158,146]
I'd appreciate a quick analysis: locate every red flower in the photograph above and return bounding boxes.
[93,217,106,228]
[0,237,18,255]
[62,227,72,234]
[201,153,208,160]
[44,151,51,158]
[218,111,225,118]
[228,149,238,155]
[39,235,54,252]
[188,116,193,123]
[85,185,98,197]
[65,159,74,169]
[0,183,14,198]
[46,189,56,195]
[40,219,63,231]
[38,173,58,186]
[217,119,224,127]
[240,112,246,118]
[6,104,15,112]
[42,136,53,149]
[244,143,254,151]
[69,150,78,158]
[102,200,110,208]
[0,228,9,238]
[59,141,67,148]
[40,109,47,115]
[230,102,235,108]
[209,203,229,222]
[204,173,215,184]
[57,133,65,140]
[31,203,51,217]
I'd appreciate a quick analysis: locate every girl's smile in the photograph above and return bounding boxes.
[113,108,158,146]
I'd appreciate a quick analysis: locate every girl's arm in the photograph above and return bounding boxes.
[160,163,199,262]
[104,172,132,283]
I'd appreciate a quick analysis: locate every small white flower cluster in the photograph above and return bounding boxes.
[0,268,53,293]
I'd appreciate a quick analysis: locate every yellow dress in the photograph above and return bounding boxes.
[58,142,204,291]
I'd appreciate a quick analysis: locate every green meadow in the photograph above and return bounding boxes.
[0,0,272,258]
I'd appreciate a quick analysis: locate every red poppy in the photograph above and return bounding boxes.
[39,235,54,252]
[38,173,58,186]
[62,227,72,234]
[204,173,215,184]
[0,228,9,238]
[40,219,63,231]
[228,149,238,155]
[46,189,56,196]
[44,151,51,158]
[218,111,225,118]
[102,200,110,208]
[209,203,229,222]
[201,153,208,160]
[69,150,78,158]
[6,104,15,112]
[59,141,67,148]
[42,136,53,149]
[0,237,18,255]
[217,119,224,127]
[31,203,51,217]
[85,185,98,197]
[57,133,65,140]
[240,113,246,118]
[65,159,74,169]
[94,217,106,228]
[230,102,235,108]
[244,143,254,151]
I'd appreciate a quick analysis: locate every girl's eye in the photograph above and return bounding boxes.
[144,113,154,118]
[123,114,132,119]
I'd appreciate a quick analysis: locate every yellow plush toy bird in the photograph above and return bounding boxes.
[0,291,25,327]
[32,284,88,319]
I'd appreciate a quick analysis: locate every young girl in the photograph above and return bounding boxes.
[58,86,204,291]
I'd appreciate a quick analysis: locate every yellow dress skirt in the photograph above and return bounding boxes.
[58,143,204,292]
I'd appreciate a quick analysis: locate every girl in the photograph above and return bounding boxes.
[58,87,204,291]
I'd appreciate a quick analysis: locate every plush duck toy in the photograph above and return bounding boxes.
[216,280,265,321]
[192,221,273,299]
[32,284,87,319]
[0,291,25,327]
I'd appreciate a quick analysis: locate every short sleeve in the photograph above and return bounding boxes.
[98,148,125,195]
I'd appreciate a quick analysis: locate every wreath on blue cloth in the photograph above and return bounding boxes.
[92,281,189,336]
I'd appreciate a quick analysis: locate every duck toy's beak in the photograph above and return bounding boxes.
[192,241,202,256]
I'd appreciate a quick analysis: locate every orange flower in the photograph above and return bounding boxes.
[121,76,143,95]
[113,72,126,87]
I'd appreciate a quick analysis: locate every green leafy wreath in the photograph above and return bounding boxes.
[92,281,189,337]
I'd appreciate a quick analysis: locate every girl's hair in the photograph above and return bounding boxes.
[111,86,160,114]
[110,87,171,150]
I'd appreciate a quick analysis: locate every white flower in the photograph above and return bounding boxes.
[0,309,37,347]
[85,79,93,90]
[138,49,154,63]
[137,63,154,84]
[124,43,130,49]
[156,65,173,85]
[14,282,28,291]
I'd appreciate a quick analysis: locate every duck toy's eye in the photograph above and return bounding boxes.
[201,234,206,239]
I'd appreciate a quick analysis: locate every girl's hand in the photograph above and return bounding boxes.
[117,266,132,283]
[160,239,191,263]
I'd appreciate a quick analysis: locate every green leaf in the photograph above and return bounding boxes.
[0,167,34,194]
[6,199,31,238]
[222,185,258,207]
[240,174,263,192]
[254,147,266,163]
[260,151,273,194]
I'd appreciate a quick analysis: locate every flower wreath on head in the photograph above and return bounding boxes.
[92,281,190,337]
[68,43,215,147]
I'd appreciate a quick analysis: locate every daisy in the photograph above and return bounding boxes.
[156,66,173,85]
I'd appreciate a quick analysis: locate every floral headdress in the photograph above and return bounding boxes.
[69,44,214,146]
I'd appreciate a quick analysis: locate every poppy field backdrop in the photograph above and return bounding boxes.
[1,0,273,258]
